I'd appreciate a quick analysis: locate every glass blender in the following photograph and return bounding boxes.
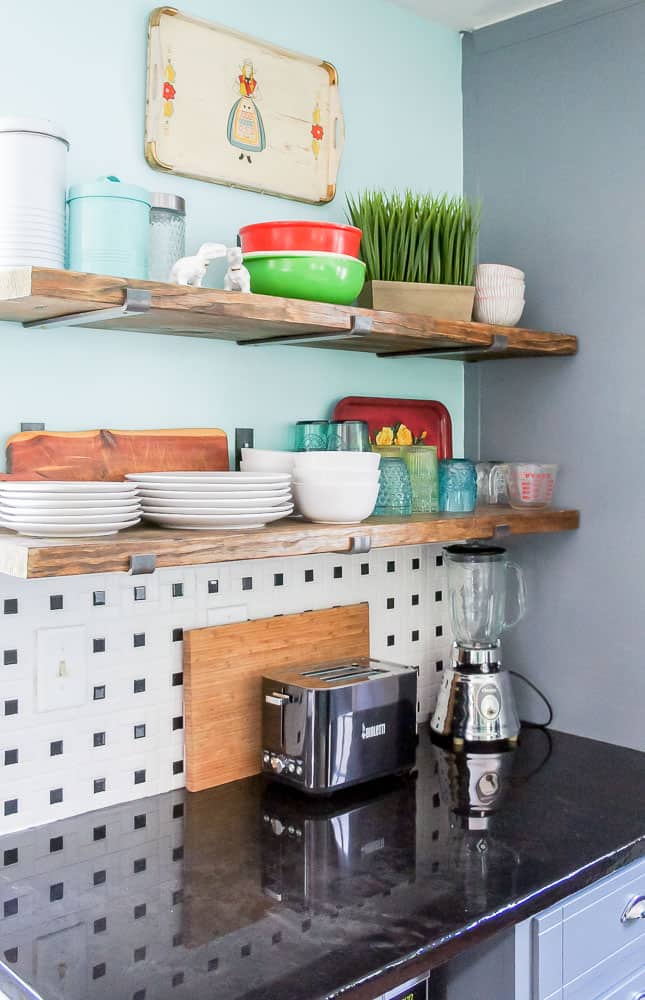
[430,544,527,747]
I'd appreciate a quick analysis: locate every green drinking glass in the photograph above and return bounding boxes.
[294,420,329,451]
[402,445,439,513]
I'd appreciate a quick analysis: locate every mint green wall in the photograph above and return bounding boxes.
[2,0,463,461]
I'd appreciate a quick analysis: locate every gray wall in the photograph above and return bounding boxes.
[463,0,645,751]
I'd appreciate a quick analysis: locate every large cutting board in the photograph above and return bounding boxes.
[5,427,229,480]
[183,603,369,792]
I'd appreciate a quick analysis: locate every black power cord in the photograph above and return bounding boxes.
[509,669,554,729]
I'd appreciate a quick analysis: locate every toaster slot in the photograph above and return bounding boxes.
[300,662,366,678]
[322,670,385,683]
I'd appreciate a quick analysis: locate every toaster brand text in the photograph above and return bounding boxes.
[361,722,387,740]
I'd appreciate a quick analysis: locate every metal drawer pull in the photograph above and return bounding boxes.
[632,993,645,999]
[621,895,645,922]
[265,693,290,706]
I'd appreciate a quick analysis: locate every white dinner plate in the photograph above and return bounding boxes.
[0,481,138,493]
[141,507,293,529]
[142,502,293,517]
[0,502,140,516]
[126,472,290,486]
[136,487,291,501]
[0,518,140,537]
[140,496,291,511]
[0,496,140,511]
[0,510,140,524]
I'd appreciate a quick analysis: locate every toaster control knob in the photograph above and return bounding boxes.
[270,756,285,774]
[287,762,295,773]
[263,752,270,765]
[296,765,303,777]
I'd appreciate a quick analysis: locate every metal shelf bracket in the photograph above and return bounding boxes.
[337,535,371,556]
[23,288,152,330]
[129,553,157,576]
[378,333,509,360]
[237,314,373,348]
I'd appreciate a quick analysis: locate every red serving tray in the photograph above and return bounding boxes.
[331,397,453,459]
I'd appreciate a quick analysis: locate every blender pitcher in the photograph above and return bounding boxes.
[444,544,526,649]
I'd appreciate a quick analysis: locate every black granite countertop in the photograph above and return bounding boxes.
[1,728,644,1000]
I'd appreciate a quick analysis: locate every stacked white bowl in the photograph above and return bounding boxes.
[240,449,296,475]
[292,452,381,524]
[473,264,526,326]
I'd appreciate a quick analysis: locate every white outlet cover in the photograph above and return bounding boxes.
[36,626,87,712]
[206,604,248,627]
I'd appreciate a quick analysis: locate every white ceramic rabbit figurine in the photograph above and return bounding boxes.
[169,242,228,286]
[224,246,251,293]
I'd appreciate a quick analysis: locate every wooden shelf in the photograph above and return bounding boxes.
[0,267,578,361]
[0,507,579,579]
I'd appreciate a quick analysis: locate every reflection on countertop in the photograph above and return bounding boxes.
[1,728,644,1000]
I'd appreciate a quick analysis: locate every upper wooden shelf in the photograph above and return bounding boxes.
[0,507,579,579]
[0,267,578,362]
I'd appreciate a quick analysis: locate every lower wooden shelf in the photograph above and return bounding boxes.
[0,507,580,579]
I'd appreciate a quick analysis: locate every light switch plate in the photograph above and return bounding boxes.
[36,626,87,712]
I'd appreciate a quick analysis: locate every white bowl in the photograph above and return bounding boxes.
[240,449,296,473]
[475,263,525,280]
[293,451,381,471]
[293,479,379,524]
[475,279,525,295]
[294,468,380,486]
[473,297,526,326]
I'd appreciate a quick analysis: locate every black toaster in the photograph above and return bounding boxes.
[261,657,418,794]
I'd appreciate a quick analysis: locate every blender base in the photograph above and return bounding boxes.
[430,657,521,745]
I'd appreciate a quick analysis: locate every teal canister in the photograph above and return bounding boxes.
[67,176,151,279]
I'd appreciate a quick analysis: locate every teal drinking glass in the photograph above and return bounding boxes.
[327,420,371,452]
[374,458,412,516]
[439,459,477,512]
[294,420,328,451]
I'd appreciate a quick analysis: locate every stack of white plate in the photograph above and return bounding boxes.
[125,472,294,530]
[0,481,141,537]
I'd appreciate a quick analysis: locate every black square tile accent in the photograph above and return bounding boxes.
[49,595,64,611]
[432,860,440,874]
[435,625,443,638]
[134,814,146,830]
[411,593,420,606]
[172,972,184,987]
[273,572,284,586]
[304,568,314,583]
[412,557,420,570]
[49,788,62,805]
[172,803,184,819]
[49,882,63,902]
[172,672,183,686]
[134,769,146,785]
[3,848,18,866]
[272,931,282,945]
[386,635,395,647]
[3,898,18,917]
[386,597,395,610]
[241,576,253,591]
[134,724,146,739]
[435,590,443,602]
[93,869,106,886]
[4,948,18,963]
[134,903,147,919]
[3,599,18,615]
[133,992,146,1000]
[4,699,18,716]
[241,943,252,957]
[333,565,343,579]
[172,583,184,598]
[436,660,444,672]
[172,845,184,862]
[93,825,106,841]
[94,917,107,934]
[93,590,106,606]
[172,760,184,775]
[94,778,106,794]
[4,749,18,765]
[207,579,219,594]
[432,829,439,841]
[172,933,182,948]
[93,732,106,747]
[92,963,106,980]
[172,627,183,642]
[208,958,219,972]
[172,889,183,905]
[134,946,146,962]
[3,650,17,665]
[387,560,395,573]
[133,678,146,694]
[133,858,146,874]
[436,554,443,567]
[133,633,146,648]
[172,716,183,731]
[4,799,18,815]
[93,685,105,701]
[134,586,146,601]
[301,918,312,932]
[411,629,420,642]
[50,740,63,756]
[433,793,441,808]
[93,638,106,653]
[49,836,63,853]
[360,562,370,575]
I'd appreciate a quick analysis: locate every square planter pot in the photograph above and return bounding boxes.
[358,280,475,321]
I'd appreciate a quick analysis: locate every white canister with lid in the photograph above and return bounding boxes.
[149,192,186,282]
[67,176,151,279]
[0,116,69,269]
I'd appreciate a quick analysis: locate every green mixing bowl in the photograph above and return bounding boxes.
[245,252,366,305]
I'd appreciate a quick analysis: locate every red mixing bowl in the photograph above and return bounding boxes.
[239,220,362,257]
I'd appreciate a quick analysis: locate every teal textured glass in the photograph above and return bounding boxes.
[439,459,477,512]
[294,420,328,451]
[374,458,412,516]
[327,420,370,452]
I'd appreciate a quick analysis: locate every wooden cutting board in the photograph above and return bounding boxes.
[183,603,369,792]
[5,427,228,480]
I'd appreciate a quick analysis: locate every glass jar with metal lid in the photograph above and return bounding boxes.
[149,192,186,282]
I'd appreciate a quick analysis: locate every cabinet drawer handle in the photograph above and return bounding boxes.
[621,894,645,923]
[632,993,645,999]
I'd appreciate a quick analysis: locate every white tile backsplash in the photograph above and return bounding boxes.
[0,544,452,833]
